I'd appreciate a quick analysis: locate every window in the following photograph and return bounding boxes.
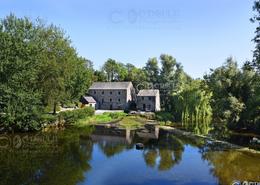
[118,91,121,95]
[118,98,120,102]
[142,97,144,100]
[110,91,112,95]
[149,97,152,101]
[102,99,104,103]
[102,91,104,95]
[148,104,151,110]
[94,90,96,94]
[110,98,112,102]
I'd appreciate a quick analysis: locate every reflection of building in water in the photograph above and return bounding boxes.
[136,126,159,140]
[91,126,133,144]
[90,125,160,145]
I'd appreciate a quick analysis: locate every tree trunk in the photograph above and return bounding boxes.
[53,102,57,115]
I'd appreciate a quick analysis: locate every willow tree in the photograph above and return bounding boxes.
[171,80,212,125]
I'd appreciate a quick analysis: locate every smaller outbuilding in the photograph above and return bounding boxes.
[80,96,96,109]
[136,89,160,112]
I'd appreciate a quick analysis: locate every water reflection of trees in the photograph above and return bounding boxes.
[182,119,212,135]
[143,135,184,171]
[201,148,260,185]
[0,127,94,185]
[93,130,186,171]
[95,129,260,184]
[2,126,260,185]
[98,141,127,158]
[167,132,260,185]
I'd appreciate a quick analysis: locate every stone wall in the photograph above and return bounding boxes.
[136,96,156,111]
[136,94,160,112]
[89,89,130,110]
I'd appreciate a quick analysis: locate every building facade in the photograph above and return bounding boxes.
[88,82,135,110]
[136,89,161,112]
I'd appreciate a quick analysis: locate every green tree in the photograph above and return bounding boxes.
[159,54,176,111]
[0,14,44,131]
[144,57,159,84]
[0,14,94,131]
[204,57,241,123]
[102,58,119,81]
[93,70,107,82]
[171,80,212,124]
[205,57,260,132]
[64,57,94,103]
[249,0,260,72]
[125,63,147,88]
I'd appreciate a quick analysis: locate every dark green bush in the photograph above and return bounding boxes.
[41,114,58,124]
[139,113,155,120]
[104,112,126,120]
[155,111,174,122]
[60,107,95,124]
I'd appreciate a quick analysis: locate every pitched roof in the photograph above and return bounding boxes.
[89,82,132,90]
[137,89,160,96]
[82,96,96,103]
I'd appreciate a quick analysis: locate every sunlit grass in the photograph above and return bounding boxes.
[75,112,126,127]
[118,116,146,129]
[74,113,147,129]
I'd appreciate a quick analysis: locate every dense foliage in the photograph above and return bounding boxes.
[60,107,95,125]
[0,15,93,131]
[172,80,212,123]
[249,0,260,72]
[204,58,260,131]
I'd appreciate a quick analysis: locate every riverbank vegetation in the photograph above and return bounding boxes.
[118,116,146,129]
[73,113,145,129]
[75,112,126,126]
[0,0,259,134]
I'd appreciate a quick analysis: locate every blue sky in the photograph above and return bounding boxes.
[0,0,256,78]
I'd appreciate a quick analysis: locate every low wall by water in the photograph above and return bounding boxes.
[159,126,260,154]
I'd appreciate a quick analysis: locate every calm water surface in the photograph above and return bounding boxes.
[0,126,260,185]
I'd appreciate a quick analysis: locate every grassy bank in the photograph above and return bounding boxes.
[74,112,149,129]
[76,112,126,127]
[43,109,174,130]
[118,116,146,129]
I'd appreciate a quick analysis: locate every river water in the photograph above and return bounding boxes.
[0,125,259,185]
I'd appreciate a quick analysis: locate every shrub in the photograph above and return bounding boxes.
[105,112,126,120]
[139,113,155,120]
[155,111,174,122]
[41,114,58,124]
[60,107,94,125]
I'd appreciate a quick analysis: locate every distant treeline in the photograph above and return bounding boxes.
[1,0,260,133]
